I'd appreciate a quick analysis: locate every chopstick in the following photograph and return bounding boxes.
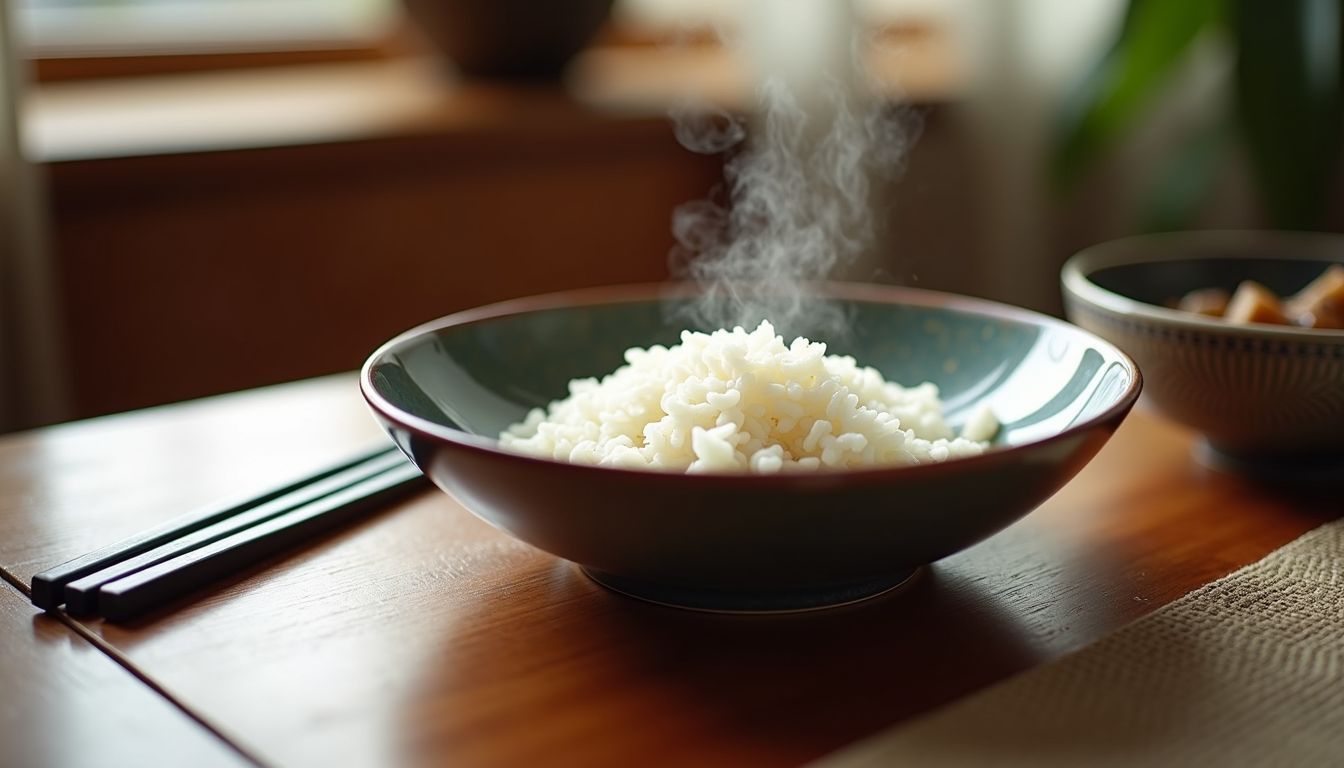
[98,461,425,622]
[30,444,407,610]
[61,450,413,615]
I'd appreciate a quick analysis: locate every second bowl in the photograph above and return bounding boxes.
[1063,231,1344,470]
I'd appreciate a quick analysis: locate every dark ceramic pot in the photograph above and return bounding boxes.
[362,283,1141,612]
[401,0,615,79]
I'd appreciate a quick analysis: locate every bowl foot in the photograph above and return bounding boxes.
[580,566,921,614]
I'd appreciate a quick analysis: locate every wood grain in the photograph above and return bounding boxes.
[43,104,721,420]
[0,586,251,768]
[0,374,387,587]
[37,100,983,422]
[28,36,982,424]
[0,377,1334,766]
[33,45,396,84]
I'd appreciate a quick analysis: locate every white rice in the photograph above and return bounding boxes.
[499,320,997,473]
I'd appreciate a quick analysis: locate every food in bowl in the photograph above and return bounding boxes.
[1061,231,1344,467]
[500,320,998,473]
[1174,264,1344,328]
[362,283,1141,611]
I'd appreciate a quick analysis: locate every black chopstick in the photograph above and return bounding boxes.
[97,461,425,622]
[60,450,412,615]
[30,443,401,609]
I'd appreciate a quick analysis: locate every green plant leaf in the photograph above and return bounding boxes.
[1051,0,1224,191]
[1140,117,1233,231]
[1229,0,1344,229]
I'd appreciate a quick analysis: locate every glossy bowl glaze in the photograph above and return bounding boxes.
[1063,231,1344,472]
[362,283,1140,612]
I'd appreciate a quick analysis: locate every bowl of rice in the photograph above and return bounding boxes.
[361,282,1141,612]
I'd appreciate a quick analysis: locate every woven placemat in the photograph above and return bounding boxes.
[818,519,1344,767]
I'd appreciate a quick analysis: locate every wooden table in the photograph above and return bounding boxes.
[0,375,1336,767]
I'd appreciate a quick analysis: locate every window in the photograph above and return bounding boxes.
[20,0,395,54]
[18,0,400,80]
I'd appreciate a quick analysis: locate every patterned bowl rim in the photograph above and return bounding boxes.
[1062,230,1344,342]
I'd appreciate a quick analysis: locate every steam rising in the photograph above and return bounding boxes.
[670,9,917,337]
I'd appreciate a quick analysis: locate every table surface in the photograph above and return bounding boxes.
[0,374,1336,767]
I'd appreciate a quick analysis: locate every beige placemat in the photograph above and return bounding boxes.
[818,519,1344,767]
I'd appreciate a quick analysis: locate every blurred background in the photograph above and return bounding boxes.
[1,0,1341,431]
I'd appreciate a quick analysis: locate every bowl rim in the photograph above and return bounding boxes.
[1062,230,1344,341]
[360,281,1143,485]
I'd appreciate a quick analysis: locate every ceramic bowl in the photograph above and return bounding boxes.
[1062,231,1344,471]
[401,0,614,79]
[361,283,1140,612]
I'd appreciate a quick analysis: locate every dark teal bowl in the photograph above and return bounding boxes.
[361,283,1141,612]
